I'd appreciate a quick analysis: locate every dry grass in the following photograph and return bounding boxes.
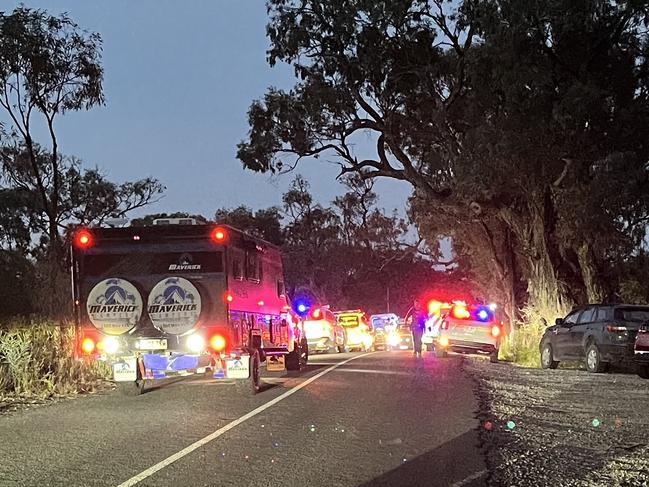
[501,285,572,367]
[0,320,110,399]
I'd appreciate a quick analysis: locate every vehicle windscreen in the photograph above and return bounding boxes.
[615,307,649,322]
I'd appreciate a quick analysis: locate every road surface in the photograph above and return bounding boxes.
[0,351,486,487]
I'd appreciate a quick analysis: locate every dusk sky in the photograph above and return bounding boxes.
[3,0,414,220]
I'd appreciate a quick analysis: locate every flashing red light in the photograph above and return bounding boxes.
[81,337,96,354]
[74,229,93,249]
[312,308,321,319]
[212,227,227,243]
[225,292,234,303]
[452,305,470,320]
[210,334,226,352]
[257,300,265,306]
[491,325,501,337]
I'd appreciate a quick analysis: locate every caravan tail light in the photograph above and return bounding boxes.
[491,325,501,337]
[73,229,94,249]
[81,337,96,354]
[210,334,227,352]
[211,227,228,243]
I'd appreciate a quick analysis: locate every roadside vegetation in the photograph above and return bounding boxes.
[0,321,110,401]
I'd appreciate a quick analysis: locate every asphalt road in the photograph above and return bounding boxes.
[0,351,486,487]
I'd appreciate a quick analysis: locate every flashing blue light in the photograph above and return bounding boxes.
[476,309,490,321]
[293,298,311,316]
[297,303,307,313]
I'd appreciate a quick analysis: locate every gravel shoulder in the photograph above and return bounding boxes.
[467,358,649,487]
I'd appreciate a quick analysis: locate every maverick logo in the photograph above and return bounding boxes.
[89,304,139,314]
[148,303,198,313]
[168,264,201,271]
[86,278,143,335]
[148,277,202,335]
[169,253,201,271]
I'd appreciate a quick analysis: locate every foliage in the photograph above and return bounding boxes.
[238,0,649,343]
[0,6,105,249]
[215,206,284,245]
[0,321,110,398]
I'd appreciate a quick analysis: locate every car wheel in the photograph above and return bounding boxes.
[285,342,301,371]
[237,352,261,394]
[435,348,447,358]
[637,363,649,379]
[490,350,499,363]
[585,343,608,373]
[541,343,559,369]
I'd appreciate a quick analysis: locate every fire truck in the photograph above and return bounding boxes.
[70,219,308,396]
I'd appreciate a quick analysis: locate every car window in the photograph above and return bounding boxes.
[615,307,649,322]
[595,306,613,322]
[564,310,581,325]
[577,307,596,324]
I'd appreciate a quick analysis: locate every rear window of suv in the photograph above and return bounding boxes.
[615,307,649,322]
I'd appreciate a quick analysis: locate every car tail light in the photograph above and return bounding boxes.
[491,325,501,337]
[439,336,449,347]
[210,334,227,352]
[606,325,628,333]
[440,320,449,330]
[81,337,96,354]
[73,229,94,249]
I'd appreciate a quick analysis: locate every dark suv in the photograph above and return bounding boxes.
[540,304,649,373]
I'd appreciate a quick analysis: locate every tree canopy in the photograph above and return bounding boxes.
[238,0,649,324]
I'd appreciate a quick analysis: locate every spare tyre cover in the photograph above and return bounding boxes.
[86,278,143,335]
[147,277,202,335]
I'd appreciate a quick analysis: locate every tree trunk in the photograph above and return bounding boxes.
[576,242,603,303]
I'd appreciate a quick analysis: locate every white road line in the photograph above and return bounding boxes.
[333,368,410,376]
[449,469,488,487]
[116,353,374,487]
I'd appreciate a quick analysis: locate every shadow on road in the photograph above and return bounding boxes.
[355,430,486,487]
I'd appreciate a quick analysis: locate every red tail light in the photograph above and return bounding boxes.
[224,292,234,303]
[491,325,501,337]
[606,325,628,333]
[210,334,227,352]
[81,337,96,354]
[73,229,94,249]
[211,227,227,243]
[441,320,449,330]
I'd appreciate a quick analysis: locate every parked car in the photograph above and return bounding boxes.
[540,304,649,373]
[635,323,649,379]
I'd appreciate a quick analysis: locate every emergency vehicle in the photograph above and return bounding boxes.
[335,310,374,352]
[303,306,346,353]
[70,220,308,396]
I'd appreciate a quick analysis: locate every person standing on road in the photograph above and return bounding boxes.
[405,299,427,357]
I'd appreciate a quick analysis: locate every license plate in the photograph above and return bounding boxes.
[464,327,476,334]
[113,357,138,382]
[137,338,167,350]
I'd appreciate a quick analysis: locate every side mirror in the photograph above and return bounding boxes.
[555,318,564,327]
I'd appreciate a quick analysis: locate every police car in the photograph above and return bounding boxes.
[435,303,502,363]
